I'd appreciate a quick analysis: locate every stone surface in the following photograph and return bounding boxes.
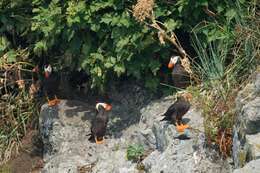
[40,85,231,173]
[139,96,230,173]
[233,70,260,169]
[246,134,260,159]
[241,97,260,134]
[255,73,260,94]
[233,159,260,173]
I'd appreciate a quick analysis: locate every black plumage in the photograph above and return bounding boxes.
[168,56,190,89]
[42,64,61,106]
[89,103,111,144]
[161,93,192,132]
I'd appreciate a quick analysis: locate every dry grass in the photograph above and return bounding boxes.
[0,51,39,165]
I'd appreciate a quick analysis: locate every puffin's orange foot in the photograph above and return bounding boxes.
[95,137,104,144]
[176,124,189,132]
[48,98,60,107]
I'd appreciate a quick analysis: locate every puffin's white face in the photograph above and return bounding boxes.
[96,102,112,111]
[44,64,52,78]
[44,64,52,73]
[168,56,180,69]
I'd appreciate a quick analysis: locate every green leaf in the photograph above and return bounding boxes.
[0,36,10,52]
[197,0,208,6]
[101,14,113,24]
[116,37,130,50]
[34,40,47,56]
[67,29,75,42]
[149,60,161,75]
[93,66,103,77]
[114,64,125,76]
[164,19,179,31]
[216,5,224,13]
[91,53,104,61]
[119,17,130,27]
[111,15,120,26]
[6,50,16,63]
[127,144,144,162]
[104,56,116,68]
[225,9,236,21]
[110,57,116,64]
[154,7,168,18]
[104,62,113,68]
[90,24,100,32]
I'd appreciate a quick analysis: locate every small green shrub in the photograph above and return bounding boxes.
[126,144,144,162]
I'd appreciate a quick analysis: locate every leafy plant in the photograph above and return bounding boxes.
[0,50,39,164]
[191,0,259,158]
[126,144,145,162]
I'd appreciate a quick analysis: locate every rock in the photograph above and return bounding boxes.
[138,96,231,173]
[246,134,260,159]
[233,70,260,168]
[39,100,94,162]
[255,73,260,94]
[232,129,252,169]
[233,159,260,173]
[40,85,231,173]
[39,99,139,173]
[241,98,260,134]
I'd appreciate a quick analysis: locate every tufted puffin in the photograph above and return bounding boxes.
[43,64,60,106]
[161,92,192,132]
[168,56,191,89]
[89,102,112,144]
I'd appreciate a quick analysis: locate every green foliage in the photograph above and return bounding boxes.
[126,144,145,162]
[1,0,247,91]
[29,0,165,90]
[191,0,259,156]
[192,36,226,82]
[192,0,258,97]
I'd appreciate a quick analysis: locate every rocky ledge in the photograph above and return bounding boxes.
[232,69,260,171]
[39,84,231,173]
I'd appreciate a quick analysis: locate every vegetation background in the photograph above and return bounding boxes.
[0,0,259,165]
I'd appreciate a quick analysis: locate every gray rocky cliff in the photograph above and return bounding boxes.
[232,71,260,171]
[39,85,231,173]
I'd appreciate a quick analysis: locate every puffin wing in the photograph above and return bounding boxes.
[161,103,177,121]
[175,99,191,121]
[92,117,107,137]
[172,64,190,88]
[91,109,108,138]
[43,72,60,98]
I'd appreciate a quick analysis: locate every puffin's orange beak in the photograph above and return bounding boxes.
[105,104,112,111]
[168,62,174,69]
[45,71,49,78]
